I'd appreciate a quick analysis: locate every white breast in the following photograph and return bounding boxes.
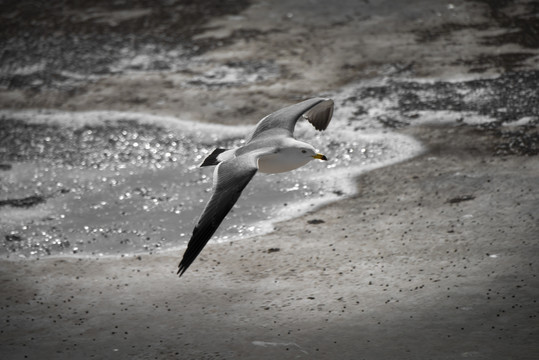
[257,152,311,174]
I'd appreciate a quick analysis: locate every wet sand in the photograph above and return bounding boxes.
[1,0,539,359]
[2,125,538,359]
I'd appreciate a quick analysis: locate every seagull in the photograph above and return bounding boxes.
[178,97,334,276]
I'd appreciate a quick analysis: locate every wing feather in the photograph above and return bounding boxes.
[247,98,334,142]
[302,99,334,131]
[177,155,258,276]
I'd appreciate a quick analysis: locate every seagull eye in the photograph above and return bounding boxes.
[301,150,307,153]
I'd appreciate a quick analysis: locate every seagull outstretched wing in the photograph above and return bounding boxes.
[247,98,334,142]
[178,154,259,276]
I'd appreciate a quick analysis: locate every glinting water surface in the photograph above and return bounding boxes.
[0,105,421,257]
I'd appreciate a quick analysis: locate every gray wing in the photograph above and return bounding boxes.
[248,98,334,142]
[178,154,258,276]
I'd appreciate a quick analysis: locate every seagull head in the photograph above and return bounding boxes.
[297,144,328,161]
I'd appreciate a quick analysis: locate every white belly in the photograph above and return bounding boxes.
[257,153,310,174]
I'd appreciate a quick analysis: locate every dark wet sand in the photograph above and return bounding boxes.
[2,125,537,359]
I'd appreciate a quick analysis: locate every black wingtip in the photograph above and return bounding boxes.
[177,254,195,277]
[177,264,186,277]
[177,258,192,277]
[177,225,214,278]
[200,148,228,167]
[302,99,334,131]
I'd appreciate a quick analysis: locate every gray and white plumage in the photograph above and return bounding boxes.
[178,98,334,276]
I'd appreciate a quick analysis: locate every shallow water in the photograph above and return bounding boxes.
[0,103,422,258]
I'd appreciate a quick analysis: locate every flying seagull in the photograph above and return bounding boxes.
[178,97,334,276]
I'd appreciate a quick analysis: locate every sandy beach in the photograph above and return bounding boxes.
[2,124,538,359]
[1,1,538,359]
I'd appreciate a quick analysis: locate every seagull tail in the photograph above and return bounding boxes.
[200,148,229,167]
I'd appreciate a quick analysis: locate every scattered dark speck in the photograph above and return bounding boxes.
[5,234,23,242]
[447,195,476,204]
[0,195,47,208]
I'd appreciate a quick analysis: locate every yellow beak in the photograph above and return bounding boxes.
[312,153,328,161]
